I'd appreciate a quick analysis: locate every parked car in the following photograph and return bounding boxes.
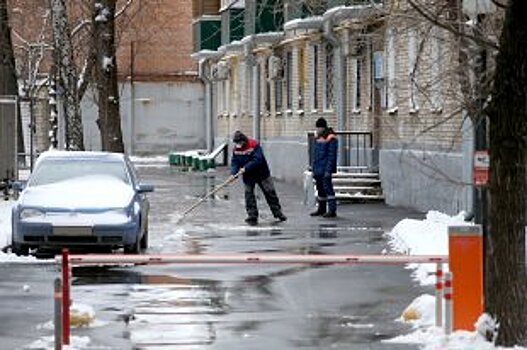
[11,151,153,255]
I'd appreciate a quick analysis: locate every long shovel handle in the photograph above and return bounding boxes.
[180,172,241,218]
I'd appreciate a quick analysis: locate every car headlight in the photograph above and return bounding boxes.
[20,208,46,220]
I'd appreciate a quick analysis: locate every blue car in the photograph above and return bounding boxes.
[11,151,153,255]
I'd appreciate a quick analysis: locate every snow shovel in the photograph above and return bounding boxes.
[178,171,242,220]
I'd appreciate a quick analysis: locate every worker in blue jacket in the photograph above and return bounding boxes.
[310,117,338,218]
[230,130,287,225]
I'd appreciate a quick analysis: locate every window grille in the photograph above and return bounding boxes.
[431,26,443,112]
[351,57,361,112]
[386,28,398,112]
[311,44,319,110]
[286,51,293,110]
[408,27,419,113]
[324,43,335,110]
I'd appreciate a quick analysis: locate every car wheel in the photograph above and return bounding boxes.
[12,243,29,256]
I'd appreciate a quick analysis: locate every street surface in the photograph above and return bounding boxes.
[0,159,428,349]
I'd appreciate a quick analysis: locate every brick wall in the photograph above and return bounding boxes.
[8,0,196,82]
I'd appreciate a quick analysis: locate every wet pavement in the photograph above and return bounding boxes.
[0,160,428,349]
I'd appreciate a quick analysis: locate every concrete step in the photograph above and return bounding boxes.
[332,172,380,178]
[332,178,381,184]
[336,193,385,201]
[334,186,380,192]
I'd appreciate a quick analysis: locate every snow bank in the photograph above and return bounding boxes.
[0,200,13,248]
[386,210,469,285]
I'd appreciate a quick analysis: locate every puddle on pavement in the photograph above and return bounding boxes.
[69,260,418,349]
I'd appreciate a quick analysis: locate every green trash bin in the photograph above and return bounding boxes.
[192,156,200,171]
[199,157,209,171]
[184,155,193,167]
[168,153,176,165]
[176,153,183,166]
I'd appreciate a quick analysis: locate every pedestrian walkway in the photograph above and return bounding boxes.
[177,168,424,233]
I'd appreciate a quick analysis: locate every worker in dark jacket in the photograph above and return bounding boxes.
[310,117,338,218]
[230,130,287,225]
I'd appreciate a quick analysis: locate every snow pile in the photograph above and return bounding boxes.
[27,335,91,350]
[386,210,469,285]
[0,200,13,248]
[388,212,527,350]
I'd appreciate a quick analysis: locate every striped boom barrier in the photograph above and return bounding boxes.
[57,253,449,344]
[444,271,453,335]
[435,262,443,328]
[57,253,448,266]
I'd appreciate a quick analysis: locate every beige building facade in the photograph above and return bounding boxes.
[194,0,479,214]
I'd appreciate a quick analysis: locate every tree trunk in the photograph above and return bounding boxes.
[51,0,84,151]
[487,0,527,346]
[0,0,22,175]
[94,0,124,153]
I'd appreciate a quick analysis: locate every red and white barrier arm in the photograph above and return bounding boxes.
[56,253,448,266]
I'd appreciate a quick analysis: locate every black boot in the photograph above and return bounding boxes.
[310,201,327,216]
[245,217,258,225]
[322,211,336,218]
[274,212,287,222]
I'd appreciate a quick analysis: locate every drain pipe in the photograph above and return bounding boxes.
[323,13,346,166]
[198,58,214,153]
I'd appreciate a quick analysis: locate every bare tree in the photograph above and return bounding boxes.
[405,0,526,345]
[486,0,527,345]
[50,0,85,150]
[0,0,23,178]
[94,0,124,152]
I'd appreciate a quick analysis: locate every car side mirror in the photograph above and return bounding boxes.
[137,183,154,193]
[12,181,26,192]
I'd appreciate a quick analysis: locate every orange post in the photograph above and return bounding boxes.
[448,225,484,330]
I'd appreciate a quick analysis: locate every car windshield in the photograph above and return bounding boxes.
[29,158,130,186]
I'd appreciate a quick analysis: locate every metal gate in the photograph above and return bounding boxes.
[0,96,18,187]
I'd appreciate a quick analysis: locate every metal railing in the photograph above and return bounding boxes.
[308,131,373,171]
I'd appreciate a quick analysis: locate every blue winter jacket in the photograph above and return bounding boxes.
[231,138,271,185]
[312,132,338,177]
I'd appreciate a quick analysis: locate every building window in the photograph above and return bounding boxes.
[263,60,270,113]
[351,58,361,113]
[431,26,443,113]
[386,28,398,113]
[275,79,283,112]
[311,44,319,111]
[373,51,386,109]
[324,43,335,110]
[286,51,293,110]
[298,46,305,111]
[408,27,419,113]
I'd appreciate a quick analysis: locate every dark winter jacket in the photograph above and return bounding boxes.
[231,138,271,185]
[312,130,338,177]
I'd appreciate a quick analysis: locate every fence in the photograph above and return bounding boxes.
[307,131,373,171]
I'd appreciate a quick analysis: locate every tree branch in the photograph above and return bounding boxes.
[115,0,134,19]
[407,0,499,51]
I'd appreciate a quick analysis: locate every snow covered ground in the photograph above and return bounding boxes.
[1,165,525,349]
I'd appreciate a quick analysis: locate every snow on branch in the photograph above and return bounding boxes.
[71,19,91,36]
[116,0,134,19]
[102,56,114,71]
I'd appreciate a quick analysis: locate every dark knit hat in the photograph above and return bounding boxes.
[315,117,328,128]
[233,130,248,143]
